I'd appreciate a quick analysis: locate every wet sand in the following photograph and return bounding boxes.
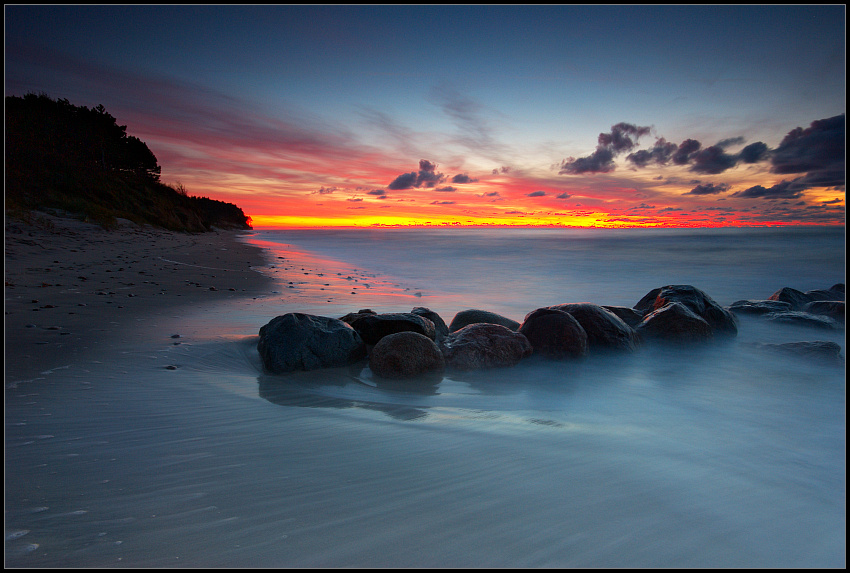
[5,212,275,385]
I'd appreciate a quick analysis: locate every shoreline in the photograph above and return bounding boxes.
[5,212,276,385]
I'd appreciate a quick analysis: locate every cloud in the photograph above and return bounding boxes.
[556,192,572,199]
[769,114,845,187]
[435,186,457,192]
[313,186,337,195]
[689,145,739,174]
[527,190,546,197]
[684,182,730,195]
[560,122,651,174]
[738,141,769,163]
[626,138,678,167]
[672,139,701,165]
[731,179,806,200]
[430,200,455,205]
[451,173,478,184]
[387,159,447,190]
[716,136,746,149]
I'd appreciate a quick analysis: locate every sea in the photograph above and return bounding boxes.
[5,226,845,567]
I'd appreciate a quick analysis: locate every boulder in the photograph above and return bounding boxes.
[802,300,845,323]
[343,312,436,345]
[518,307,588,359]
[550,303,639,351]
[602,305,646,328]
[448,309,521,333]
[258,313,367,373]
[339,308,377,323]
[728,299,793,315]
[411,307,449,341]
[765,311,842,330]
[635,302,714,343]
[767,287,812,311]
[635,284,737,337]
[369,331,445,380]
[441,323,532,370]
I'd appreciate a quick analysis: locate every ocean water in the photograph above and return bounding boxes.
[5,226,845,567]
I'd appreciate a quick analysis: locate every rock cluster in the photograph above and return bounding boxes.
[257,283,844,380]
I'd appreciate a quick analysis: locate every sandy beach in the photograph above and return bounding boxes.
[5,212,274,385]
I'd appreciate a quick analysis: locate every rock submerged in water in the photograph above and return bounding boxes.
[518,307,588,359]
[635,302,714,343]
[754,341,843,362]
[767,284,845,310]
[258,313,366,373]
[448,309,521,333]
[728,299,793,315]
[765,311,842,330]
[341,311,436,345]
[635,284,738,337]
[441,323,532,370]
[802,300,845,323]
[549,303,639,352]
[369,331,445,380]
[411,307,449,341]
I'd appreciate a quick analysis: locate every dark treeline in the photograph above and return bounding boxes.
[5,93,252,232]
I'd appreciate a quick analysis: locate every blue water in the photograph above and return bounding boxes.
[5,226,845,567]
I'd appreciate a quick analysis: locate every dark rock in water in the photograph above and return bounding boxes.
[765,311,842,330]
[805,288,846,302]
[441,323,532,370]
[767,287,811,311]
[258,313,366,373]
[549,303,638,351]
[829,283,845,296]
[635,302,714,343]
[411,307,449,341]
[802,300,845,323]
[518,307,588,359]
[369,331,445,380]
[344,312,436,345]
[635,284,737,337]
[448,309,521,333]
[339,309,377,324]
[601,305,646,328]
[728,299,793,315]
[755,341,843,362]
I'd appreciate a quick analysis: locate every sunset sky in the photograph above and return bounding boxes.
[5,5,846,228]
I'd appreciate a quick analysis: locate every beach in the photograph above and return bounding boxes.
[5,213,274,384]
[5,220,845,567]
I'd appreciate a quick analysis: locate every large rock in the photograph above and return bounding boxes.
[765,311,842,330]
[635,284,737,337]
[411,307,449,341]
[635,302,714,343]
[343,312,436,345]
[550,303,639,351]
[369,331,445,380]
[728,299,793,315]
[449,309,521,333]
[258,313,367,373]
[767,287,812,311]
[601,305,646,328]
[441,323,532,370]
[805,286,845,302]
[802,300,845,323]
[518,308,588,359]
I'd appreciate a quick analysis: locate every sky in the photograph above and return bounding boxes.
[4,5,846,228]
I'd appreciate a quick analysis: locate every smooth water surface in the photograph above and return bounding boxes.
[5,226,845,567]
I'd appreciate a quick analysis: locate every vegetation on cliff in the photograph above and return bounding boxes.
[5,93,252,232]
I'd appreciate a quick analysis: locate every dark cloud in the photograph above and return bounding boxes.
[731,179,806,199]
[738,141,769,163]
[491,166,511,175]
[527,190,546,197]
[626,137,678,167]
[387,159,447,190]
[556,192,572,199]
[435,186,457,192]
[684,182,730,195]
[430,200,455,205]
[561,122,650,174]
[451,173,478,184]
[347,197,363,202]
[313,186,337,195]
[716,136,746,149]
[387,171,418,190]
[770,114,845,188]
[689,145,739,174]
[672,139,701,165]
[482,191,500,197]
